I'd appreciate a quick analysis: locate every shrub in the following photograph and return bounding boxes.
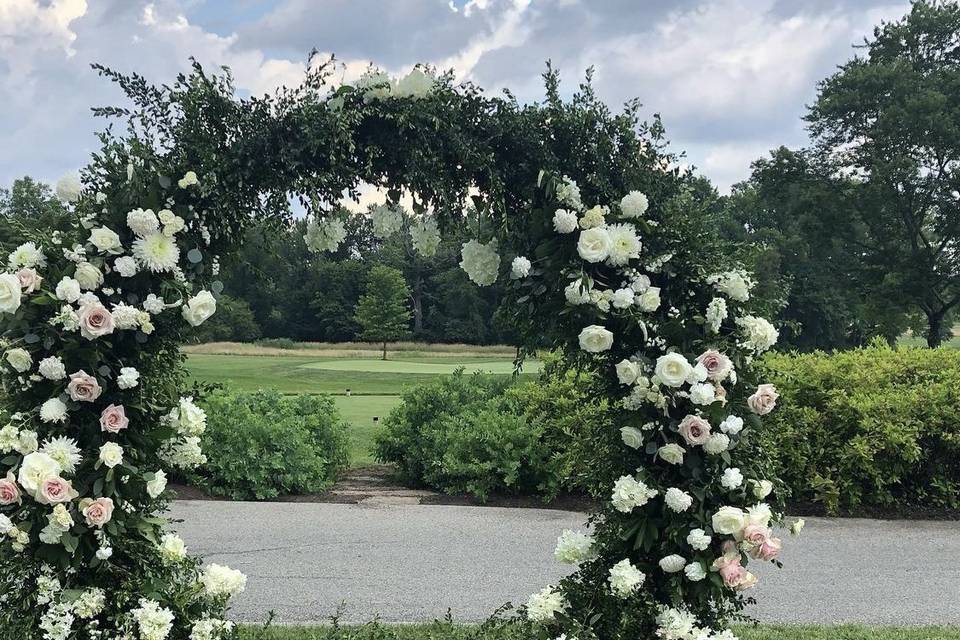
[374,369,609,501]
[192,390,349,500]
[758,340,960,513]
[188,294,262,343]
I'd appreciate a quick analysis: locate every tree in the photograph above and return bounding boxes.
[806,0,960,346]
[354,265,412,359]
[188,294,262,343]
[0,176,69,251]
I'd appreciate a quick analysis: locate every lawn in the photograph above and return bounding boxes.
[238,624,960,640]
[333,395,402,465]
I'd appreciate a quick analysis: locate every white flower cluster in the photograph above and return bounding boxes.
[356,66,438,102]
[409,218,441,257]
[200,563,248,598]
[554,529,594,564]
[370,204,404,238]
[304,218,347,253]
[459,239,500,286]
[526,586,566,622]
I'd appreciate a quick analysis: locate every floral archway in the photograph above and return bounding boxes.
[0,59,794,640]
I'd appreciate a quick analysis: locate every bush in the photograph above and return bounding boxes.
[188,294,262,343]
[374,369,609,501]
[758,340,960,513]
[192,390,349,500]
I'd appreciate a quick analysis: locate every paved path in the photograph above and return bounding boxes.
[170,501,960,626]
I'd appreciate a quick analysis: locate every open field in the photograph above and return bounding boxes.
[184,341,520,359]
[238,624,960,640]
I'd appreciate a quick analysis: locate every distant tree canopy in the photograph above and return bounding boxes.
[354,265,412,359]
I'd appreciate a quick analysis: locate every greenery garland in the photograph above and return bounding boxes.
[0,58,796,640]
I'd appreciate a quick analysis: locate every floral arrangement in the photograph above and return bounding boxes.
[0,158,243,637]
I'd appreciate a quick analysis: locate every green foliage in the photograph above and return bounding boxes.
[0,176,71,251]
[758,341,960,513]
[189,294,263,343]
[355,266,412,356]
[191,390,349,500]
[374,370,609,501]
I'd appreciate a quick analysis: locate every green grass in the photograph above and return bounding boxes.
[333,395,403,465]
[238,624,960,640]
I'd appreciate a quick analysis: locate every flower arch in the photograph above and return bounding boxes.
[0,59,795,640]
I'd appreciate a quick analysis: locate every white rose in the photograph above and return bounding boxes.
[712,506,746,535]
[657,443,685,465]
[703,433,730,454]
[182,291,217,327]
[55,277,81,303]
[664,487,693,512]
[654,352,692,388]
[686,528,711,551]
[159,533,187,562]
[578,325,613,353]
[178,170,199,188]
[89,227,122,254]
[74,262,104,291]
[553,209,578,233]
[98,442,124,468]
[146,470,168,498]
[684,562,706,582]
[615,359,639,385]
[752,479,773,499]
[18,452,61,495]
[55,172,82,203]
[576,227,612,263]
[0,273,22,314]
[114,256,138,277]
[659,554,686,573]
[5,348,32,372]
[510,256,532,279]
[746,503,772,528]
[721,468,744,490]
[619,426,643,449]
[636,286,661,312]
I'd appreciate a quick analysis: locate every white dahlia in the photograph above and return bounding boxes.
[133,233,180,272]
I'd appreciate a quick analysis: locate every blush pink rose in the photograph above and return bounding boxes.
[16,268,42,293]
[697,349,733,381]
[100,404,129,434]
[82,497,114,528]
[37,476,79,505]
[713,554,746,588]
[78,302,115,340]
[0,473,21,505]
[757,535,782,561]
[678,414,711,446]
[747,384,779,415]
[67,370,102,402]
[742,524,769,547]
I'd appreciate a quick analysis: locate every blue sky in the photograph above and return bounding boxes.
[0,0,910,193]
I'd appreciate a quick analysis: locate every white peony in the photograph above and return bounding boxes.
[719,415,744,435]
[182,291,217,327]
[578,325,613,353]
[553,208,578,233]
[606,223,641,266]
[147,469,168,499]
[510,256,532,279]
[114,256,138,277]
[752,479,773,499]
[712,506,746,535]
[615,359,640,385]
[370,204,404,238]
[737,315,779,353]
[133,232,180,272]
[654,352,692,387]
[576,226,612,263]
[664,487,693,512]
[117,366,140,389]
[526,586,566,622]
[409,218,441,257]
[0,273,22,314]
[40,397,69,423]
[18,451,61,495]
[721,468,744,490]
[554,530,595,564]
[38,356,67,380]
[684,562,707,582]
[659,554,686,573]
[98,442,124,468]
[686,528,711,551]
[619,191,649,218]
[74,262,103,291]
[127,208,160,237]
[610,475,657,513]
[201,563,247,597]
[635,286,660,312]
[459,239,500,286]
[608,558,645,597]
[5,348,31,372]
[620,426,643,449]
[88,227,122,254]
[55,172,82,203]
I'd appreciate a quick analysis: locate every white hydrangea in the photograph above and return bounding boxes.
[111,302,141,330]
[705,297,728,333]
[686,528,712,551]
[132,599,175,640]
[619,191,649,218]
[659,554,686,573]
[608,558,645,598]
[708,270,753,302]
[392,67,436,98]
[200,563,247,598]
[721,467,744,490]
[191,619,235,640]
[117,367,140,389]
[160,436,207,469]
[656,607,698,640]
[371,204,404,238]
[564,279,591,305]
[459,239,500,286]
[356,69,392,102]
[510,256,532,279]
[737,315,779,353]
[72,588,106,619]
[39,602,75,640]
[304,218,347,253]
[610,475,658,513]
[605,223,641,266]
[159,533,187,563]
[409,218,441,257]
[553,208,578,233]
[526,586,566,622]
[554,530,595,564]
[168,397,207,436]
[664,487,693,512]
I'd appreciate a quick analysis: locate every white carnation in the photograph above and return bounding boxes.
[689,382,716,406]
[143,294,165,314]
[719,415,744,435]
[553,208,578,233]
[721,467,744,490]
[684,562,707,582]
[659,554,686,573]
[117,367,140,389]
[703,433,730,455]
[55,276,81,303]
[510,256,532,279]
[611,287,634,309]
[38,356,67,380]
[664,487,693,512]
[114,256,138,277]
[564,279,591,305]
[686,528,711,551]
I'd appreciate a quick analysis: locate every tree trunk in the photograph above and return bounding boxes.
[926,310,945,348]
[412,276,424,335]
[382,340,387,360]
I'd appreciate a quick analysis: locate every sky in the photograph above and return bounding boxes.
[0,0,911,194]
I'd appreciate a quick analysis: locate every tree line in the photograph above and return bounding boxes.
[2,1,957,349]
